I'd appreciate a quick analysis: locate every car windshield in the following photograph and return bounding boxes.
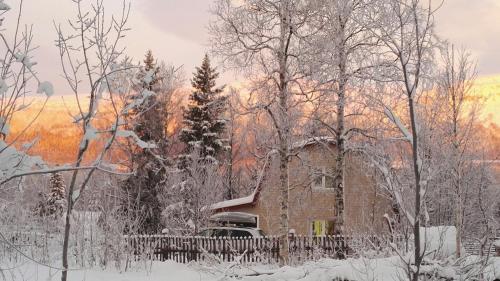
[212,229,228,237]
[229,230,252,238]
[196,229,213,237]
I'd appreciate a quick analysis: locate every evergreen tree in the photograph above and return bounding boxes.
[33,191,50,217]
[180,54,227,164]
[119,50,169,234]
[46,172,66,217]
[131,50,167,145]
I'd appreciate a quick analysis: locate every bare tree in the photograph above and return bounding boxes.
[52,1,159,280]
[436,44,478,258]
[364,0,440,279]
[210,0,321,264]
[308,0,379,231]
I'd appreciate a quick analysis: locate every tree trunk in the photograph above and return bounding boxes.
[408,95,422,281]
[61,202,72,281]
[277,0,291,265]
[225,127,235,200]
[451,67,463,258]
[278,145,289,265]
[277,55,290,266]
[61,164,81,281]
[61,129,89,281]
[334,22,347,232]
[455,180,462,258]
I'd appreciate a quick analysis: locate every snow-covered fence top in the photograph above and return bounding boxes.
[125,234,408,264]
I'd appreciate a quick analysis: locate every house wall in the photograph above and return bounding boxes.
[344,154,392,234]
[217,143,392,236]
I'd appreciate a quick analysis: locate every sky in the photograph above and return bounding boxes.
[3,0,500,95]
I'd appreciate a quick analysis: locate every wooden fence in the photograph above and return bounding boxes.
[0,231,52,263]
[2,232,497,265]
[463,238,498,257]
[125,234,408,264]
[125,235,281,264]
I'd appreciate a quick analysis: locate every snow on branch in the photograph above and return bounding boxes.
[116,130,157,149]
[383,104,413,144]
[36,81,54,97]
[369,152,416,227]
[0,140,47,184]
[0,1,10,11]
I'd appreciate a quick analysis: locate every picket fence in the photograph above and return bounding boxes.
[125,234,407,264]
[2,232,497,265]
[0,231,52,263]
[463,239,498,257]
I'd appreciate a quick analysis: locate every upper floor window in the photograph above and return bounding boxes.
[311,167,333,189]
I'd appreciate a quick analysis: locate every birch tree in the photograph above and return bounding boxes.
[210,0,319,263]
[309,0,378,230]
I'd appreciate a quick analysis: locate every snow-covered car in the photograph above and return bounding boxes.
[196,227,265,238]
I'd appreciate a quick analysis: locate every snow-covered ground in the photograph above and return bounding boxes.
[2,256,500,281]
[1,261,216,281]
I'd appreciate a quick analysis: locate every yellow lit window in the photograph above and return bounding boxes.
[311,220,335,236]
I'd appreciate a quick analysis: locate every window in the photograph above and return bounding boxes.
[197,229,212,237]
[311,220,335,236]
[311,167,333,189]
[229,230,252,238]
[212,229,228,237]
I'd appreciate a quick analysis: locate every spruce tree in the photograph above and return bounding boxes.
[119,50,169,234]
[131,50,166,145]
[47,172,66,217]
[180,54,227,164]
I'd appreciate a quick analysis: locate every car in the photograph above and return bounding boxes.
[196,226,265,238]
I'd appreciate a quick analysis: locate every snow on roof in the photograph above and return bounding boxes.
[209,189,257,210]
[290,136,335,150]
[209,149,275,211]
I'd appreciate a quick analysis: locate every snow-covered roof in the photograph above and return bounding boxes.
[209,190,257,210]
[290,136,335,150]
[209,149,275,211]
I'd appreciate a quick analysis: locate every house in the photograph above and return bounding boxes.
[209,137,392,236]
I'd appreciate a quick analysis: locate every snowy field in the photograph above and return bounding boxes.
[2,256,500,281]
